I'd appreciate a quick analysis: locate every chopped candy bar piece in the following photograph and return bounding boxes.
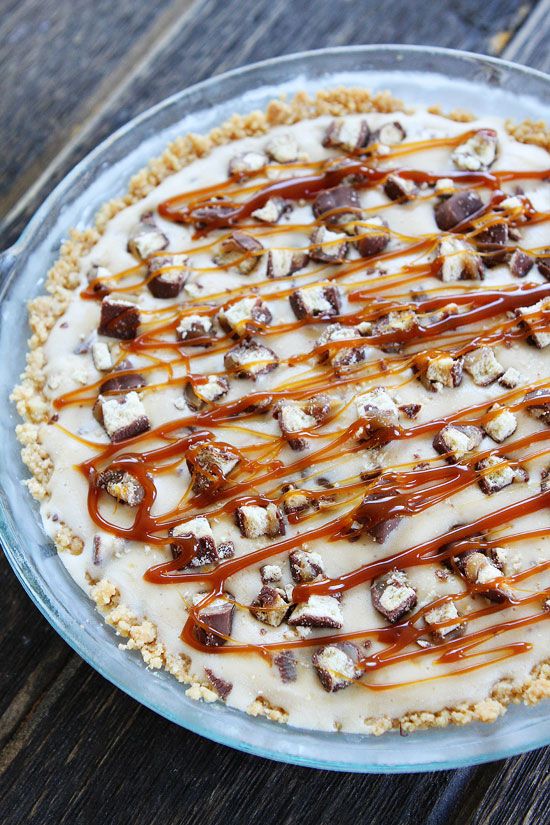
[235,503,285,539]
[435,190,483,231]
[99,392,150,442]
[434,177,456,197]
[170,516,217,567]
[464,347,504,386]
[384,174,417,201]
[252,197,290,223]
[266,247,308,278]
[355,387,400,431]
[482,404,517,442]
[204,668,233,699]
[99,369,146,395]
[266,133,301,163]
[224,339,279,380]
[185,375,229,410]
[475,223,509,268]
[249,586,290,627]
[99,296,140,340]
[452,129,498,171]
[371,569,417,623]
[288,595,343,629]
[461,551,509,602]
[127,212,169,260]
[217,296,272,338]
[289,548,325,583]
[312,642,362,692]
[96,469,144,506]
[214,231,264,275]
[524,389,550,425]
[147,254,189,298]
[354,216,390,258]
[437,237,484,282]
[176,314,213,344]
[424,601,465,642]
[418,354,464,391]
[516,298,550,349]
[499,367,522,388]
[316,323,367,372]
[537,253,550,280]
[309,226,348,263]
[372,309,417,353]
[274,399,317,451]
[91,341,113,372]
[188,443,240,495]
[509,249,534,279]
[192,594,234,647]
[87,264,112,297]
[289,284,341,319]
[273,651,297,683]
[313,185,361,231]
[358,491,403,543]
[228,150,267,179]
[433,423,483,462]
[261,564,282,584]
[375,121,406,146]
[323,118,370,152]
[477,454,526,494]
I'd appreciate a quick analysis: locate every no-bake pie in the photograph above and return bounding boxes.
[13,88,550,734]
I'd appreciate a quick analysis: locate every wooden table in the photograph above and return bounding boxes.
[1,1,549,821]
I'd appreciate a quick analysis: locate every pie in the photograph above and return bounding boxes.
[13,87,550,734]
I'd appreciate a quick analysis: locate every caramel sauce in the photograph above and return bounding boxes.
[53,124,550,684]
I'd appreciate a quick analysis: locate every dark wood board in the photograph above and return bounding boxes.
[1,1,549,823]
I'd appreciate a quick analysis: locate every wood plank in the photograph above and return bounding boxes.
[501,0,550,73]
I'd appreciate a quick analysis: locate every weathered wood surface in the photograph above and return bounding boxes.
[1,1,549,822]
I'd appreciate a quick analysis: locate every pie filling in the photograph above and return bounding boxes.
[14,94,550,733]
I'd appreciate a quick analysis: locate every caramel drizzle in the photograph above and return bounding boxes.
[57,124,550,682]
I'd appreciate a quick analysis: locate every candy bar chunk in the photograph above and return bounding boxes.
[99,296,140,340]
[483,404,517,442]
[541,466,550,493]
[99,368,146,395]
[509,249,534,279]
[289,283,341,320]
[87,264,112,297]
[359,491,403,543]
[433,423,483,462]
[96,469,144,506]
[309,226,348,263]
[228,150,267,179]
[265,133,301,163]
[235,503,285,539]
[452,129,498,172]
[188,443,240,496]
[323,118,370,152]
[266,248,308,279]
[384,174,417,202]
[477,454,526,494]
[274,400,317,451]
[437,237,484,282]
[372,309,417,353]
[261,564,282,584]
[524,389,550,425]
[127,212,169,260]
[252,197,290,224]
[399,403,421,420]
[464,347,504,386]
[217,296,272,338]
[249,586,290,627]
[146,254,189,299]
[475,223,509,268]
[371,569,417,623]
[289,548,325,583]
[461,551,508,602]
[355,387,399,433]
[316,323,366,372]
[375,121,406,146]
[176,314,213,344]
[313,185,361,231]
[434,177,457,197]
[281,486,319,517]
[214,231,264,275]
[418,354,464,391]
[100,392,150,442]
[499,367,522,389]
[354,216,390,258]
[516,298,550,349]
[224,339,279,380]
[435,190,483,231]
[273,651,297,683]
[185,375,229,411]
[204,668,233,700]
[424,601,465,642]
[537,252,550,280]
[91,342,113,372]
[312,642,362,692]
[170,516,217,567]
[193,594,234,647]
[288,595,343,629]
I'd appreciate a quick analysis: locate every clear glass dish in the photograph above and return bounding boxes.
[1,45,549,773]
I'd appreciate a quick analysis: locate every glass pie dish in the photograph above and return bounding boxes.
[1,45,549,773]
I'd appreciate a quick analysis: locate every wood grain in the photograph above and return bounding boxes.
[1,0,549,822]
